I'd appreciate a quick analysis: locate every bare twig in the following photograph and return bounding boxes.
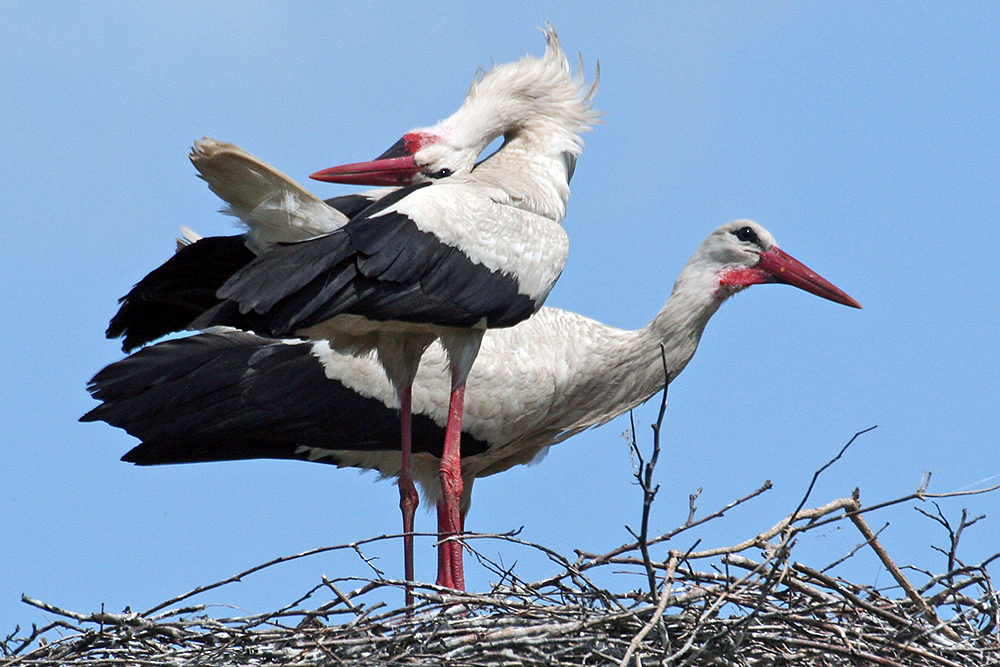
[686,488,702,526]
[578,481,773,568]
[822,519,889,573]
[786,425,877,528]
[618,553,678,667]
[142,531,423,616]
[625,347,670,598]
[847,504,961,640]
[807,480,1000,534]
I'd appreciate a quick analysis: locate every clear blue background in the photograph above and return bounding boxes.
[3,2,998,632]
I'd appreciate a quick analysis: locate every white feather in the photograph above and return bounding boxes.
[189,137,349,252]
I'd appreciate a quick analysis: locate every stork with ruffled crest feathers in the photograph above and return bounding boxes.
[101,26,599,593]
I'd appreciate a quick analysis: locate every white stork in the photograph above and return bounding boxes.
[84,220,861,587]
[108,20,601,351]
[103,27,599,592]
[197,28,598,590]
[299,29,599,590]
[106,139,474,603]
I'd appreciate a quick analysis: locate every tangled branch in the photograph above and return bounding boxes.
[5,424,999,666]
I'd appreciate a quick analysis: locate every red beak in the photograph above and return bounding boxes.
[755,247,862,308]
[310,135,424,186]
[720,246,861,308]
[310,156,419,186]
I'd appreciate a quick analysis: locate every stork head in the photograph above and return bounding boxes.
[309,129,477,187]
[310,25,599,189]
[689,220,861,308]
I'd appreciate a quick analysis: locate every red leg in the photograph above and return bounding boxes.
[437,381,466,590]
[398,385,419,608]
[434,330,481,592]
[435,500,454,589]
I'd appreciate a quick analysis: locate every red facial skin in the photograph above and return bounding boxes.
[310,132,439,186]
[719,246,861,309]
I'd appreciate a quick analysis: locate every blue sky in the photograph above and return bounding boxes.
[3,3,998,631]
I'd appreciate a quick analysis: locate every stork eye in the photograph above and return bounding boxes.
[733,226,760,244]
[427,168,453,179]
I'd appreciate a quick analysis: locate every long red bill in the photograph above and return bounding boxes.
[756,247,862,308]
[310,155,420,186]
[310,133,435,186]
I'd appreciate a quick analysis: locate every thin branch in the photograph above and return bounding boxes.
[579,481,773,568]
[847,506,961,640]
[806,480,1000,534]
[785,425,877,529]
[142,532,422,616]
[618,553,678,667]
[625,347,670,598]
[822,520,889,573]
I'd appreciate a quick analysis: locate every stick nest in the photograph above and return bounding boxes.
[4,486,999,666]
[5,418,1000,665]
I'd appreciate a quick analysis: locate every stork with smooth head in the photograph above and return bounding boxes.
[84,220,860,587]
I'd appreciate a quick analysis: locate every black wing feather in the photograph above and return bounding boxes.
[107,235,255,352]
[214,230,358,314]
[105,193,388,351]
[206,207,537,335]
[83,331,490,464]
[324,193,378,219]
